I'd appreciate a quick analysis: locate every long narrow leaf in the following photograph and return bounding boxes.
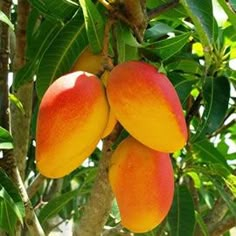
[36,13,88,98]
[79,0,104,53]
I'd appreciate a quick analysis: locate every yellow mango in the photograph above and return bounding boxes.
[109,136,174,233]
[36,71,109,178]
[107,61,188,152]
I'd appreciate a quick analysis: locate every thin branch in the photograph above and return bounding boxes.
[148,0,180,20]
[185,94,202,126]
[27,174,46,199]
[0,150,45,235]
[210,216,236,236]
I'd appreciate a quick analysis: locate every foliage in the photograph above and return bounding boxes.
[0,0,236,235]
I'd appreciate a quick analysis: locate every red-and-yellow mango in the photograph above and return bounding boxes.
[109,136,174,233]
[36,71,109,178]
[107,61,187,153]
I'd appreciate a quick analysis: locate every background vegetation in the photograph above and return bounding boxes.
[0,0,236,235]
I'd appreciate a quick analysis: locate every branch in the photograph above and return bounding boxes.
[0,0,11,130]
[73,124,123,236]
[27,174,45,199]
[10,0,33,180]
[148,0,180,20]
[0,150,45,235]
[210,216,236,236]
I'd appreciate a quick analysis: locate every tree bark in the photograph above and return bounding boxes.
[73,124,122,236]
[10,0,33,180]
[0,0,12,130]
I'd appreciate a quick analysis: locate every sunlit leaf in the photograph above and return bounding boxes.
[192,138,229,168]
[180,0,218,66]
[0,127,13,150]
[79,0,104,53]
[0,10,14,30]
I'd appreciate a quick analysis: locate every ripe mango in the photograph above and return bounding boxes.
[109,136,174,233]
[107,61,187,153]
[36,71,109,178]
[71,47,103,75]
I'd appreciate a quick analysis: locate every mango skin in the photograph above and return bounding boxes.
[107,61,188,153]
[71,47,103,75]
[109,136,174,233]
[36,72,109,178]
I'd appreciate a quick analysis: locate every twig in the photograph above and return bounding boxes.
[148,0,180,20]
[185,94,202,126]
[27,174,46,199]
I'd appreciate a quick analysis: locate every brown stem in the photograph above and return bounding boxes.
[148,0,180,20]
[10,0,33,180]
[0,150,45,235]
[0,0,11,130]
[73,124,122,236]
[210,216,236,236]
[27,174,46,199]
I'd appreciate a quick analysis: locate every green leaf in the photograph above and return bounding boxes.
[180,0,218,66]
[145,32,191,60]
[38,189,79,224]
[0,10,14,30]
[210,178,236,217]
[229,0,236,11]
[218,0,236,30]
[9,94,25,114]
[144,22,174,42]
[79,0,104,53]
[28,0,78,23]
[195,211,209,236]
[13,20,63,89]
[168,72,198,107]
[202,76,230,134]
[192,138,229,168]
[166,59,203,75]
[193,76,230,140]
[147,0,187,19]
[110,199,121,222]
[115,23,141,63]
[36,13,88,98]
[0,199,17,236]
[0,127,13,149]
[168,185,195,236]
[0,168,25,226]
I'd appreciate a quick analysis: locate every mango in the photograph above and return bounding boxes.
[109,136,174,233]
[71,47,103,75]
[107,61,187,153]
[101,109,117,138]
[36,71,109,178]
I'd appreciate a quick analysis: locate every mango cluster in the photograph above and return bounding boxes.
[36,58,187,233]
